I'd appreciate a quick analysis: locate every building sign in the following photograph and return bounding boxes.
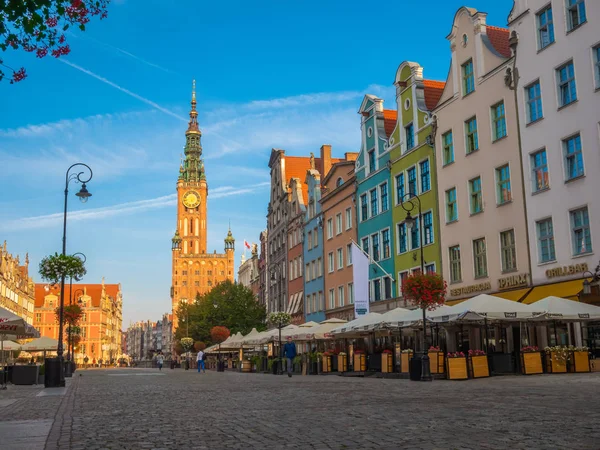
[450,282,492,297]
[498,274,529,290]
[545,263,588,279]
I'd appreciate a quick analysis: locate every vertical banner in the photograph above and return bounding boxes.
[352,242,370,318]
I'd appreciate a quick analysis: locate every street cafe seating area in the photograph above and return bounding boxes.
[204,295,600,380]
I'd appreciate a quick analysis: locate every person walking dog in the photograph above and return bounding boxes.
[283,336,297,378]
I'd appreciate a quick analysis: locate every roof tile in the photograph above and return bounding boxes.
[486,26,511,58]
[383,110,397,137]
[35,283,120,308]
[423,80,446,111]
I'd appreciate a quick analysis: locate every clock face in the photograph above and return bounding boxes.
[182,190,200,208]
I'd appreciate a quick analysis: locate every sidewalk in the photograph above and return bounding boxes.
[0,378,73,450]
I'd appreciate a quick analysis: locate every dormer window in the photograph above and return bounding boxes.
[336,177,343,188]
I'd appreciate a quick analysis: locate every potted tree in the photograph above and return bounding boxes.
[446,352,468,380]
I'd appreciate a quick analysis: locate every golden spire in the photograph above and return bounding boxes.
[187,79,200,134]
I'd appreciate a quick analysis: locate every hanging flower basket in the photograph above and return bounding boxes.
[180,337,194,353]
[401,272,447,311]
[55,304,83,325]
[39,253,86,285]
[267,312,291,328]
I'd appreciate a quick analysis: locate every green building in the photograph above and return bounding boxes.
[388,61,445,287]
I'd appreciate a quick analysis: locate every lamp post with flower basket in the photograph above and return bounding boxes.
[399,191,447,382]
[268,312,291,375]
[211,326,230,372]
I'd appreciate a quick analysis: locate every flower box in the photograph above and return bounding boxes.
[353,353,366,372]
[521,348,543,375]
[381,353,393,373]
[546,352,567,373]
[468,355,489,378]
[400,352,412,374]
[570,351,590,373]
[446,356,468,380]
[321,355,332,373]
[337,354,347,373]
[428,351,445,374]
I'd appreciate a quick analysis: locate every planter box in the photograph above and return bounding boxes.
[241,360,252,373]
[546,352,567,373]
[570,351,590,373]
[521,352,543,375]
[400,353,412,374]
[12,365,39,385]
[381,353,393,373]
[321,355,332,373]
[428,351,445,374]
[591,359,600,372]
[468,355,489,378]
[337,354,347,373]
[353,353,366,372]
[446,357,468,380]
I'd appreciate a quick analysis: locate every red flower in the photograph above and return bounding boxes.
[45,17,59,28]
[11,68,27,84]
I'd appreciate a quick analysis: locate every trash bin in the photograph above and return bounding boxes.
[409,354,422,381]
[64,360,73,378]
[45,357,64,388]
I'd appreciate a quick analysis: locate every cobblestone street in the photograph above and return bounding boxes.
[2,369,600,449]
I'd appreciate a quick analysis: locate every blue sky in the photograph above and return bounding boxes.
[0,0,512,327]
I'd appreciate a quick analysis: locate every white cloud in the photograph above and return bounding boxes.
[0,183,269,232]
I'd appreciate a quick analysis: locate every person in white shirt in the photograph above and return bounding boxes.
[156,352,164,371]
[196,350,206,373]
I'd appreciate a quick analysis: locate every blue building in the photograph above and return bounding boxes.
[355,95,396,304]
[303,158,326,322]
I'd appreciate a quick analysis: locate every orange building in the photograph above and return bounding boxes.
[34,280,123,364]
[170,82,235,330]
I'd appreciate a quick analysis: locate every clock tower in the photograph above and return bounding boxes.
[170,81,235,331]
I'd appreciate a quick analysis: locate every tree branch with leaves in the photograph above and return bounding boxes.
[0,0,110,83]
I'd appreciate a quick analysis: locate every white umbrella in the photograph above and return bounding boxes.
[529,296,600,321]
[1,306,40,371]
[368,307,412,330]
[0,340,21,351]
[331,313,382,336]
[21,336,59,352]
[221,332,245,349]
[239,328,262,346]
[430,294,538,323]
[295,318,347,340]
[257,324,298,344]
[391,305,454,328]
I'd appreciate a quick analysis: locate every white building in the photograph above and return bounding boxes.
[509,0,599,297]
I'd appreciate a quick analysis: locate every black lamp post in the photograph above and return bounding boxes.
[68,287,85,367]
[55,163,93,387]
[270,267,283,375]
[399,192,432,382]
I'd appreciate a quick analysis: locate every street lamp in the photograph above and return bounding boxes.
[399,192,431,382]
[69,288,84,367]
[269,267,283,375]
[55,163,93,387]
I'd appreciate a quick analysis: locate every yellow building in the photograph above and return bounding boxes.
[170,82,235,330]
[0,241,35,325]
[34,279,123,364]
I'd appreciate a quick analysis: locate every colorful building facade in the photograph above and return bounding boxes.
[508,0,600,299]
[321,153,358,321]
[434,8,530,303]
[34,280,123,364]
[0,242,35,325]
[287,178,306,324]
[355,95,396,309]
[389,62,445,294]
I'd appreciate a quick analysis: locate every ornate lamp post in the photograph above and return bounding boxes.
[269,266,283,375]
[69,288,85,367]
[56,163,93,386]
[399,192,432,382]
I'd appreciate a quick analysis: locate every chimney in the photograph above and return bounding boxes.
[320,144,332,178]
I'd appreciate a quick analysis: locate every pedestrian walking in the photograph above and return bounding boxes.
[156,352,164,371]
[283,336,297,378]
[196,350,206,373]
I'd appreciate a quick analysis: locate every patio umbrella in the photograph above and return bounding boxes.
[0,340,21,351]
[430,294,539,323]
[21,336,59,352]
[330,313,381,337]
[1,306,41,367]
[295,318,347,340]
[392,305,454,328]
[528,296,600,321]
[368,307,412,330]
[257,324,299,344]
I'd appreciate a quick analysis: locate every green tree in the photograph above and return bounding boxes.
[174,280,266,345]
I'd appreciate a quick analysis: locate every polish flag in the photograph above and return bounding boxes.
[244,240,251,249]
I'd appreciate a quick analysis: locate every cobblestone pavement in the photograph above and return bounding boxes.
[3,369,600,449]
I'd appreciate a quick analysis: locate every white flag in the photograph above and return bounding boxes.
[352,242,370,318]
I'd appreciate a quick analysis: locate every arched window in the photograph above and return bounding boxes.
[336,177,343,188]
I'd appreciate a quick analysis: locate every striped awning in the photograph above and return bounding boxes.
[286,291,303,315]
